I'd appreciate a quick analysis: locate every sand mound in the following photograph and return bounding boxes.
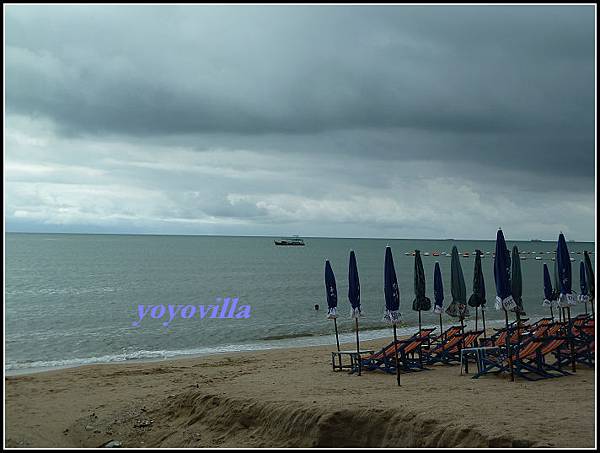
[97,389,534,448]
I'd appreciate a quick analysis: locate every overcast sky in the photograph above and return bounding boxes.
[4,5,596,240]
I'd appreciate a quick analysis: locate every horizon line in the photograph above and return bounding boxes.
[4,230,596,244]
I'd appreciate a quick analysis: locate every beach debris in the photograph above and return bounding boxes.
[85,425,94,431]
[101,440,122,448]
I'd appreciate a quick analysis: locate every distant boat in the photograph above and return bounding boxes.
[531,239,542,242]
[423,252,430,256]
[274,236,305,246]
[432,251,440,256]
[535,256,542,260]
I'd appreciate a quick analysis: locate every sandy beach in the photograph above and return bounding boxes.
[5,336,595,448]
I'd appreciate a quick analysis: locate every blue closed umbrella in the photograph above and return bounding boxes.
[325,259,340,351]
[493,229,515,381]
[383,246,401,386]
[579,261,589,313]
[384,246,401,324]
[557,233,576,307]
[542,263,555,320]
[584,251,595,317]
[494,229,516,311]
[511,245,526,322]
[556,232,576,371]
[433,262,444,335]
[348,250,362,366]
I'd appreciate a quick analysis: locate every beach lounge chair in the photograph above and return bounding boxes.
[361,328,435,374]
[473,335,570,380]
[480,324,529,348]
[426,330,484,365]
[429,325,463,345]
[556,321,595,368]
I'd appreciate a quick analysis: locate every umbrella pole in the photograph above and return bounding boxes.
[584,301,588,315]
[591,298,595,318]
[355,317,361,376]
[482,307,487,340]
[475,307,478,331]
[550,305,554,322]
[333,318,340,352]
[460,317,465,352]
[504,308,514,382]
[418,310,423,369]
[393,324,401,386]
[566,307,576,372]
[439,313,443,340]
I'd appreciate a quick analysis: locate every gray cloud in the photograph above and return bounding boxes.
[4,5,596,240]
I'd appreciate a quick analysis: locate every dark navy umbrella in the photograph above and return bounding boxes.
[511,245,526,317]
[348,250,361,318]
[468,250,487,337]
[325,259,340,351]
[493,229,515,381]
[584,251,595,317]
[556,233,576,371]
[348,250,362,363]
[412,250,431,333]
[383,246,401,386]
[494,229,516,311]
[542,263,555,320]
[433,262,445,335]
[384,246,401,324]
[557,233,575,306]
[579,261,589,314]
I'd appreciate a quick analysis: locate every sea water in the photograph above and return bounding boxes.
[4,233,595,373]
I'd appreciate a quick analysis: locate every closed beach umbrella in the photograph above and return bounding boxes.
[542,263,555,320]
[584,251,595,317]
[412,250,431,333]
[493,229,515,381]
[348,250,362,369]
[446,246,469,326]
[553,258,562,322]
[468,250,487,338]
[433,262,444,335]
[579,262,589,314]
[557,233,576,307]
[511,245,526,318]
[383,246,401,386]
[511,245,526,347]
[556,233,576,371]
[325,260,340,351]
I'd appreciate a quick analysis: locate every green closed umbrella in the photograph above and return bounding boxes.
[511,245,526,347]
[412,250,432,333]
[468,250,487,338]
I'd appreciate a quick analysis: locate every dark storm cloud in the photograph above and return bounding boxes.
[6,6,594,138]
[4,5,596,240]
